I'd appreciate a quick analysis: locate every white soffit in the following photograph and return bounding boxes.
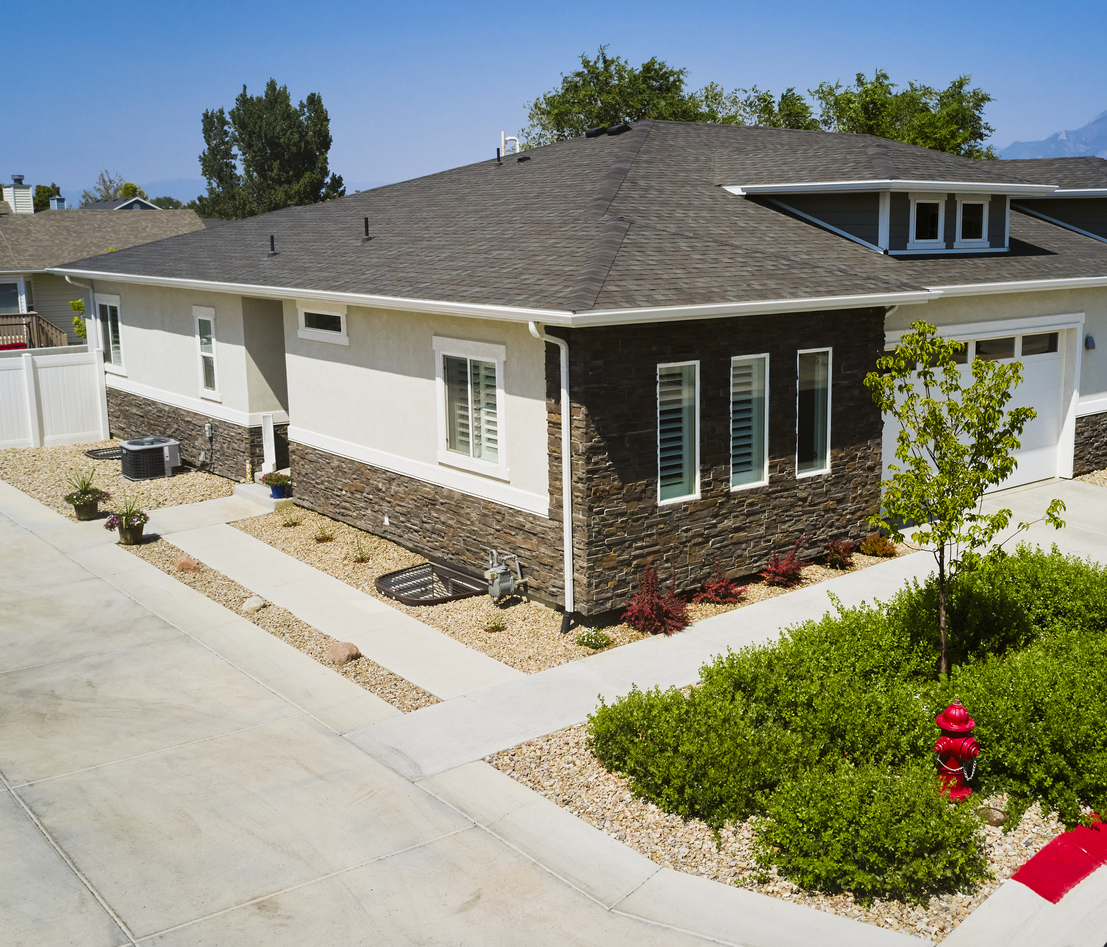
[724,180,1058,197]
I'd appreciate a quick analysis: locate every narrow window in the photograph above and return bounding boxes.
[975,337,1015,361]
[0,282,18,314]
[1020,332,1058,356]
[198,316,216,391]
[960,202,985,241]
[797,350,830,475]
[658,362,698,501]
[444,355,499,463]
[914,202,941,241]
[304,311,342,333]
[98,302,122,366]
[731,355,768,488]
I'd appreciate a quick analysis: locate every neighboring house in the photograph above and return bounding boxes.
[84,196,163,211]
[52,122,1107,619]
[0,194,204,345]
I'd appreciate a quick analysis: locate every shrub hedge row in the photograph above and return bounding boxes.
[588,545,1107,903]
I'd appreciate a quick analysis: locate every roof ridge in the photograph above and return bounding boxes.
[565,217,633,311]
[585,121,654,220]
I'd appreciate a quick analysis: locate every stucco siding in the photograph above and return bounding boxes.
[284,303,550,504]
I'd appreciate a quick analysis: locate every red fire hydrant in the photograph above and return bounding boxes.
[935,698,979,803]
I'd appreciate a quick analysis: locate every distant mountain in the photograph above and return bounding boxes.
[1000,110,1107,159]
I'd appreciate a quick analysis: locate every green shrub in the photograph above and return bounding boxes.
[754,761,989,905]
[576,628,612,650]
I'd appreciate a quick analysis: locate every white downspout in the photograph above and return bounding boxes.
[529,321,574,632]
[64,274,97,350]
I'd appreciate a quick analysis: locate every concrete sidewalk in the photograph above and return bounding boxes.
[1,480,919,947]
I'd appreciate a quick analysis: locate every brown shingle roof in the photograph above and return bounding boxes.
[0,207,204,271]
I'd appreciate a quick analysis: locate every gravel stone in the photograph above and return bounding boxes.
[232,508,901,674]
[122,537,439,714]
[326,641,361,665]
[0,440,234,521]
[176,555,201,573]
[241,595,267,614]
[492,725,1070,942]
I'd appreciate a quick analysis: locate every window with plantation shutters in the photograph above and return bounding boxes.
[731,355,768,488]
[658,362,698,502]
[434,337,508,479]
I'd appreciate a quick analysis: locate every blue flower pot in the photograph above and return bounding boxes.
[270,484,288,499]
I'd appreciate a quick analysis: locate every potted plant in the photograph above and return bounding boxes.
[63,467,112,521]
[261,471,291,499]
[104,496,149,545]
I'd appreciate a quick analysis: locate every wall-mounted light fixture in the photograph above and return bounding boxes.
[1086,334,1096,350]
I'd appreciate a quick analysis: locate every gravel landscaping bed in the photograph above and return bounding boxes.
[0,440,233,520]
[122,536,439,713]
[493,724,1067,942]
[234,507,901,674]
[1077,467,1107,489]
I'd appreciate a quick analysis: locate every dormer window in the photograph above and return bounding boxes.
[908,194,944,249]
[954,196,989,249]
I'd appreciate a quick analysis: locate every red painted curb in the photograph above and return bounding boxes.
[1011,819,1107,903]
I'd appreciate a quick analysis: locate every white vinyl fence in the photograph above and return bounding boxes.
[0,346,110,448]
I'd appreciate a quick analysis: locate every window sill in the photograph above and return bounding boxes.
[905,241,945,252]
[731,477,768,492]
[200,390,222,403]
[953,240,990,250]
[658,492,700,506]
[104,363,127,377]
[437,450,510,482]
[796,466,830,479]
[298,327,349,346]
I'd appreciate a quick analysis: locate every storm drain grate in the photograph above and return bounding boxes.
[375,562,485,605]
[85,447,124,460]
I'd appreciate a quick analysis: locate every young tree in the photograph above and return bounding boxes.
[813,70,998,159]
[150,196,184,209]
[865,322,1064,676]
[194,79,345,219]
[80,170,124,206]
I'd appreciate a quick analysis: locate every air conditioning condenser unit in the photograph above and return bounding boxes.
[120,436,180,480]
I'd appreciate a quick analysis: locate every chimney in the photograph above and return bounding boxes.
[2,175,34,214]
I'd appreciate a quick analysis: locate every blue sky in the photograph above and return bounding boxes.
[9,0,1107,203]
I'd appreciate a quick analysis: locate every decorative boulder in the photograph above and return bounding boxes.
[176,555,201,573]
[326,641,361,665]
[241,595,267,614]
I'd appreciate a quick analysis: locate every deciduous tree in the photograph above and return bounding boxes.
[865,322,1065,676]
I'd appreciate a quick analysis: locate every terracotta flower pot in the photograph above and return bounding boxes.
[73,501,99,521]
[118,524,145,545]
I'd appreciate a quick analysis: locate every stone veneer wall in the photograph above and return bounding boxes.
[552,307,886,615]
[288,442,565,602]
[1074,412,1107,475]
[106,387,288,481]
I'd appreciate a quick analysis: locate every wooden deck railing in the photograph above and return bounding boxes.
[0,312,68,350]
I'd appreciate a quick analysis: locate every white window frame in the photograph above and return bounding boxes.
[296,300,348,345]
[193,305,220,402]
[657,360,700,505]
[94,292,125,374]
[796,347,832,478]
[433,336,509,480]
[954,194,990,249]
[907,192,946,250]
[730,353,770,491]
[0,276,29,314]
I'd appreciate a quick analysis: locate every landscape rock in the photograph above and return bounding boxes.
[241,595,267,614]
[176,555,201,573]
[326,641,361,665]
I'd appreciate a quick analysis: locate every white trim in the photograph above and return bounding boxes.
[657,360,700,505]
[890,247,1009,257]
[768,198,884,253]
[724,180,1056,197]
[93,292,124,372]
[885,312,1084,347]
[953,195,990,250]
[288,425,547,517]
[297,300,348,345]
[432,336,509,481]
[1077,397,1107,418]
[907,193,945,250]
[927,278,1107,298]
[1012,203,1107,246]
[878,191,890,250]
[730,353,770,491]
[796,347,832,478]
[104,374,290,427]
[1048,189,1107,198]
[193,306,220,402]
[50,266,938,325]
[1005,196,1012,247]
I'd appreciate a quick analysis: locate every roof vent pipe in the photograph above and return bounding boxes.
[528,321,574,632]
[500,132,520,156]
[496,147,501,165]
[12,174,24,185]
[363,216,372,242]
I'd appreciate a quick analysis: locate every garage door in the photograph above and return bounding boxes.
[881,330,1066,492]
